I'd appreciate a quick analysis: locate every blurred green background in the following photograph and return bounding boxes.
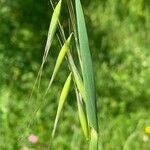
[0,0,150,149]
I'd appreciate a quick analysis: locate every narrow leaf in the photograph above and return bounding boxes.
[43,0,62,61]
[75,0,98,132]
[75,88,89,139]
[52,73,72,138]
[45,33,73,94]
[75,0,98,149]
[36,0,62,99]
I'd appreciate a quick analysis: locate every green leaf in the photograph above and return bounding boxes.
[75,0,98,149]
[52,73,72,138]
[75,88,89,139]
[35,0,62,100]
[45,33,73,94]
[43,0,62,61]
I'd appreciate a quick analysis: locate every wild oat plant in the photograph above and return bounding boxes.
[35,0,98,149]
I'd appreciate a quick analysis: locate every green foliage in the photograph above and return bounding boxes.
[52,73,72,140]
[0,0,149,149]
[75,0,98,148]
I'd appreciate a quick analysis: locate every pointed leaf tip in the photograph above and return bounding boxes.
[45,33,73,94]
[52,73,72,138]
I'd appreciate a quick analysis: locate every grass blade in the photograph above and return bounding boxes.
[24,0,62,137]
[49,1,85,100]
[52,73,72,138]
[43,0,62,61]
[39,0,62,85]
[35,0,62,103]
[75,0,98,149]
[45,33,73,95]
[75,88,89,139]
[28,0,62,103]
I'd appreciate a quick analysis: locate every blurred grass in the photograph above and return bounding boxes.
[0,0,150,149]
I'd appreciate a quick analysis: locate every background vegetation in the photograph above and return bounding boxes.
[0,0,150,149]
